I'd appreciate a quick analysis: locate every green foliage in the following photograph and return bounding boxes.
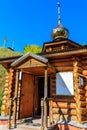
[24,45,42,54]
[0,99,2,115]
[0,48,22,58]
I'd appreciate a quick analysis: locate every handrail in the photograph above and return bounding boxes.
[8,97,17,129]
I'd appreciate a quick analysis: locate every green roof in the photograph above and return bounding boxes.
[0,48,22,58]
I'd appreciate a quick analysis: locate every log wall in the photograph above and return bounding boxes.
[49,56,87,124]
[73,58,87,124]
[1,68,15,116]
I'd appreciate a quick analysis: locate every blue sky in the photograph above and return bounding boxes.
[0,0,87,52]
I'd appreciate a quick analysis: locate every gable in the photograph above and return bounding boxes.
[11,52,48,69]
[42,39,82,53]
[17,58,47,69]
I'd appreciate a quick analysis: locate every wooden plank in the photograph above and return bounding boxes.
[52,96,75,103]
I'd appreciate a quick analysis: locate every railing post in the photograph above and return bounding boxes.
[8,98,12,129]
[41,98,44,130]
[13,70,19,128]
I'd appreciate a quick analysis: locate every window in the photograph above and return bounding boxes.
[56,72,74,95]
[79,76,84,86]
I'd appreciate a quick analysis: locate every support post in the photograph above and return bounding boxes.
[13,70,19,128]
[41,98,44,130]
[44,68,48,130]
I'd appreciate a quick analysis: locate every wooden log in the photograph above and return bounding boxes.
[53,114,77,121]
[77,115,87,122]
[56,66,73,71]
[2,95,7,100]
[73,68,79,72]
[74,88,85,95]
[5,83,9,87]
[2,100,7,105]
[52,108,76,116]
[74,78,79,83]
[50,58,73,63]
[52,102,76,109]
[5,79,9,83]
[85,91,87,97]
[1,111,5,116]
[1,105,6,111]
[73,73,79,78]
[85,86,87,91]
[3,90,8,95]
[76,108,87,116]
[75,101,86,107]
[82,66,87,70]
[83,70,87,76]
[53,62,73,67]
[74,94,85,101]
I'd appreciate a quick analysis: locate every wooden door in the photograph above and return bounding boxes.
[20,73,34,119]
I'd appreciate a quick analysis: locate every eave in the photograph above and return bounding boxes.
[42,48,87,58]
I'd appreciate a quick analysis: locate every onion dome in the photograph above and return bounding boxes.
[52,24,69,39]
[52,2,69,40]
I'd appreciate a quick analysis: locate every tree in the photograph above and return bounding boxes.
[24,44,42,54]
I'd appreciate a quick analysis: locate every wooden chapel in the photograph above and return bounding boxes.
[1,2,87,130]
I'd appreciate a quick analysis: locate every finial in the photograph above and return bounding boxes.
[57,1,61,25]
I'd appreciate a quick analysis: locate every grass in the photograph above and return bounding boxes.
[0,65,6,115]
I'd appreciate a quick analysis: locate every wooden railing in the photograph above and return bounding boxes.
[48,96,76,125]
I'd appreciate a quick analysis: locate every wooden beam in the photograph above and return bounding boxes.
[44,67,48,129]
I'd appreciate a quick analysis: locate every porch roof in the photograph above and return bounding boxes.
[11,52,48,67]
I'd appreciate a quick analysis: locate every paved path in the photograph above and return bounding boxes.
[0,117,41,130]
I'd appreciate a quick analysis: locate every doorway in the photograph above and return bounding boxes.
[38,76,50,115]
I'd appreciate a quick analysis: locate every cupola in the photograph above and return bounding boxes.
[52,2,69,40]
